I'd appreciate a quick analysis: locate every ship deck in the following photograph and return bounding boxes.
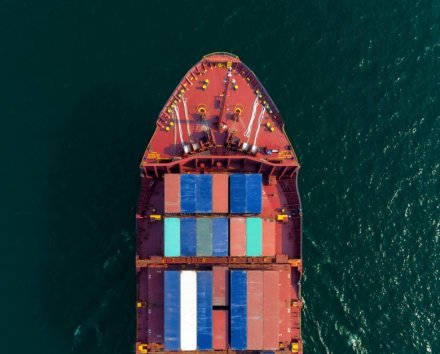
[136,53,303,354]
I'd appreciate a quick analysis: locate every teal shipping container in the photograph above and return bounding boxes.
[196,218,212,256]
[246,218,262,256]
[164,217,181,256]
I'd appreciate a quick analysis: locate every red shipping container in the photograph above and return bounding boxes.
[262,219,276,256]
[213,266,229,306]
[164,174,180,213]
[212,174,229,213]
[213,310,228,349]
[147,268,164,306]
[230,217,246,256]
[147,306,164,344]
[263,270,279,349]
[247,271,264,349]
[278,268,292,343]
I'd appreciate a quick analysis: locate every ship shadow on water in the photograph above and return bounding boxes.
[44,83,157,354]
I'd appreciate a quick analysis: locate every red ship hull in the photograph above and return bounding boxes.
[136,53,302,354]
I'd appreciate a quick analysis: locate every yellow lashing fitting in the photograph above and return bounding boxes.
[270,127,275,132]
[291,342,299,353]
[165,127,170,132]
[150,214,162,221]
[233,84,239,90]
[169,122,174,126]
[202,84,207,90]
[277,214,288,222]
[204,79,209,84]
[138,344,148,354]
[266,122,271,127]
[180,89,185,93]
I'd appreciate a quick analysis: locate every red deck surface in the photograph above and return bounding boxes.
[136,53,303,354]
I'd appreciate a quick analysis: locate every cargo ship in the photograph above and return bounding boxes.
[136,52,302,354]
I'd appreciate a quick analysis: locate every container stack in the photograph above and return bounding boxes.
[161,172,282,351]
[163,269,281,351]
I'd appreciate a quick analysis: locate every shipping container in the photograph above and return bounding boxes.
[230,174,263,214]
[196,174,212,213]
[164,218,180,257]
[180,218,197,256]
[164,174,181,213]
[278,268,292,343]
[212,266,228,306]
[197,271,213,350]
[180,271,197,350]
[229,217,246,256]
[196,218,212,256]
[164,271,180,350]
[230,270,247,350]
[246,174,262,214]
[263,271,279,349]
[212,218,228,256]
[213,310,228,350]
[147,269,164,344]
[212,174,229,213]
[229,174,247,214]
[180,174,197,213]
[247,271,264,349]
[246,217,262,256]
[147,268,164,307]
[262,219,276,256]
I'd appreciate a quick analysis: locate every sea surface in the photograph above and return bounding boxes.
[1,1,439,353]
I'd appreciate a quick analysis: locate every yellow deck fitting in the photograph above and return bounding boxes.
[165,127,170,132]
[233,84,239,90]
[204,79,209,84]
[180,89,185,93]
[266,122,271,127]
[169,121,174,126]
[270,127,275,132]
[138,344,148,354]
[276,214,288,222]
[226,61,232,68]
[202,84,207,90]
[150,214,162,221]
[291,342,299,353]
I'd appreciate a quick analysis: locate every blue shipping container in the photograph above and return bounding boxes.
[230,174,247,214]
[180,218,197,256]
[212,218,229,256]
[197,271,213,350]
[181,174,197,213]
[164,271,181,350]
[230,270,247,350]
[246,174,262,214]
[196,175,213,213]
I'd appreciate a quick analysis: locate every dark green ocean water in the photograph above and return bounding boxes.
[1,1,439,353]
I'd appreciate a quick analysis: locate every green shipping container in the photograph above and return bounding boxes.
[246,218,262,256]
[196,218,212,256]
[164,218,180,256]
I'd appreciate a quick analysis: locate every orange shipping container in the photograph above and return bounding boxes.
[229,217,246,256]
[278,268,292,343]
[247,271,264,349]
[213,310,228,349]
[263,270,279,349]
[164,174,180,213]
[213,266,228,306]
[212,174,229,213]
[262,219,276,256]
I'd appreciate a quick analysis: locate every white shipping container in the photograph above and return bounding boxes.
[180,271,197,350]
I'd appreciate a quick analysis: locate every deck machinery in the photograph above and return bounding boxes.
[136,53,303,354]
